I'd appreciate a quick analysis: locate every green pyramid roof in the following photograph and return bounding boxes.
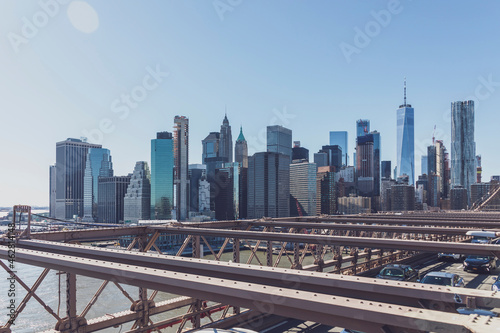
[236,126,246,142]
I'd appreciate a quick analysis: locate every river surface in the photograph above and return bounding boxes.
[0,239,322,333]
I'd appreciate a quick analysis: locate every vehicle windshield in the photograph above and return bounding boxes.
[466,255,490,261]
[380,268,404,277]
[421,276,452,286]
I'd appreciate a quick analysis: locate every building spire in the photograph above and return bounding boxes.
[404,77,407,106]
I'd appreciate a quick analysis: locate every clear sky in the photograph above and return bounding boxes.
[1,0,500,207]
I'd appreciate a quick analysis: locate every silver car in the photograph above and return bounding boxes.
[419,271,465,287]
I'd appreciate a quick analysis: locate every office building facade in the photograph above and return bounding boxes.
[329,131,348,166]
[55,138,102,219]
[316,166,336,215]
[124,161,151,224]
[174,116,190,220]
[396,89,415,185]
[151,132,174,220]
[49,165,56,218]
[235,126,248,168]
[451,100,476,203]
[290,161,317,216]
[247,152,290,218]
[83,148,113,222]
[219,114,233,163]
[267,125,292,159]
[97,175,131,223]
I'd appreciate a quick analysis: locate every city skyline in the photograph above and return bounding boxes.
[2,1,500,206]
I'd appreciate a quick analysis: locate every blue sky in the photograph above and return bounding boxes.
[1,0,500,207]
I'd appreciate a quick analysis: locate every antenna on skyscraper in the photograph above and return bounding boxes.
[404,77,407,106]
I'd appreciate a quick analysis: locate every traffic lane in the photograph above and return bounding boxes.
[436,259,498,291]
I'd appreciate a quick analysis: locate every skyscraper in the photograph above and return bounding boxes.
[329,131,348,166]
[356,134,375,197]
[356,119,370,137]
[97,175,131,223]
[247,152,290,218]
[290,161,317,216]
[396,79,415,185]
[320,145,342,171]
[151,132,174,220]
[124,161,151,224]
[49,165,56,218]
[174,116,190,221]
[316,166,336,215]
[421,156,428,175]
[55,138,102,219]
[188,164,206,213]
[381,161,392,179]
[451,100,476,204]
[214,162,240,220]
[83,148,113,222]
[371,131,381,196]
[267,125,292,159]
[219,114,233,163]
[292,141,309,162]
[235,126,248,168]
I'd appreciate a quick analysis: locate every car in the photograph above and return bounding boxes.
[456,307,498,317]
[376,264,419,281]
[492,274,500,292]
[438,253,464,261]
[419,271,465,287]
[463,255,497,274]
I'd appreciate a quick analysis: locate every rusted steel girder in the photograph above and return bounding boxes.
[241,221,493,235]
[0,247,496,333]
[6,241,500,311]
[151,226,500,257]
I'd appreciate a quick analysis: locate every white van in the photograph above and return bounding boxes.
[466,230,499,244]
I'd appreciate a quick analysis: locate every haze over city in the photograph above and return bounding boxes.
[2,0,500,207]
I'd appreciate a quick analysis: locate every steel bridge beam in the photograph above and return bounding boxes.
[0,247,497,333]
[11,240,500,311]
[150,226,500,257]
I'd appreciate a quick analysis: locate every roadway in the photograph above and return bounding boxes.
[259,257,500,333]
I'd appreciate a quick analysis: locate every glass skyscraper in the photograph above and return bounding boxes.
[329,131,348,166]
[83,148,113,222]
[174,116,190,221]
[55,138,102,219]
[356,119,370,137]
[267,125,292,159]
[396,81,415,185]
[451,100,476,203]
[151,131,174,220]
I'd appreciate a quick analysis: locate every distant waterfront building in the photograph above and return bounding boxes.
[174,116,190,221]
[290,161,317,216]
[470,182,490,207]
[371,131,381,196]
[247,152,290,218]
[381,178,396,211]
[329,131,348,166]
[214,162,241,220]
[234,126,248,168]
[83,148,113,222]
[390,184,415,211]
[450,186,468,210]
[97,175,131,223]
[320,145,342,171]
[381,161,392,179]
[338,196,371,214]
[316,166,336,215]
[356,134,374,197]
[451,100,476,204]
[151,132,174,220]
[49,165,56,218]
[314,152,328,168]
[421,156,428,176]
[292,141,309,162]
[219,114,233,163]
[189,164,206,213]
[123,161,151,224]
[356,119,370,137]
[55,138,102,220]
[476,155,482,183]
[267,125,292,160]
[396,80,415,185]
